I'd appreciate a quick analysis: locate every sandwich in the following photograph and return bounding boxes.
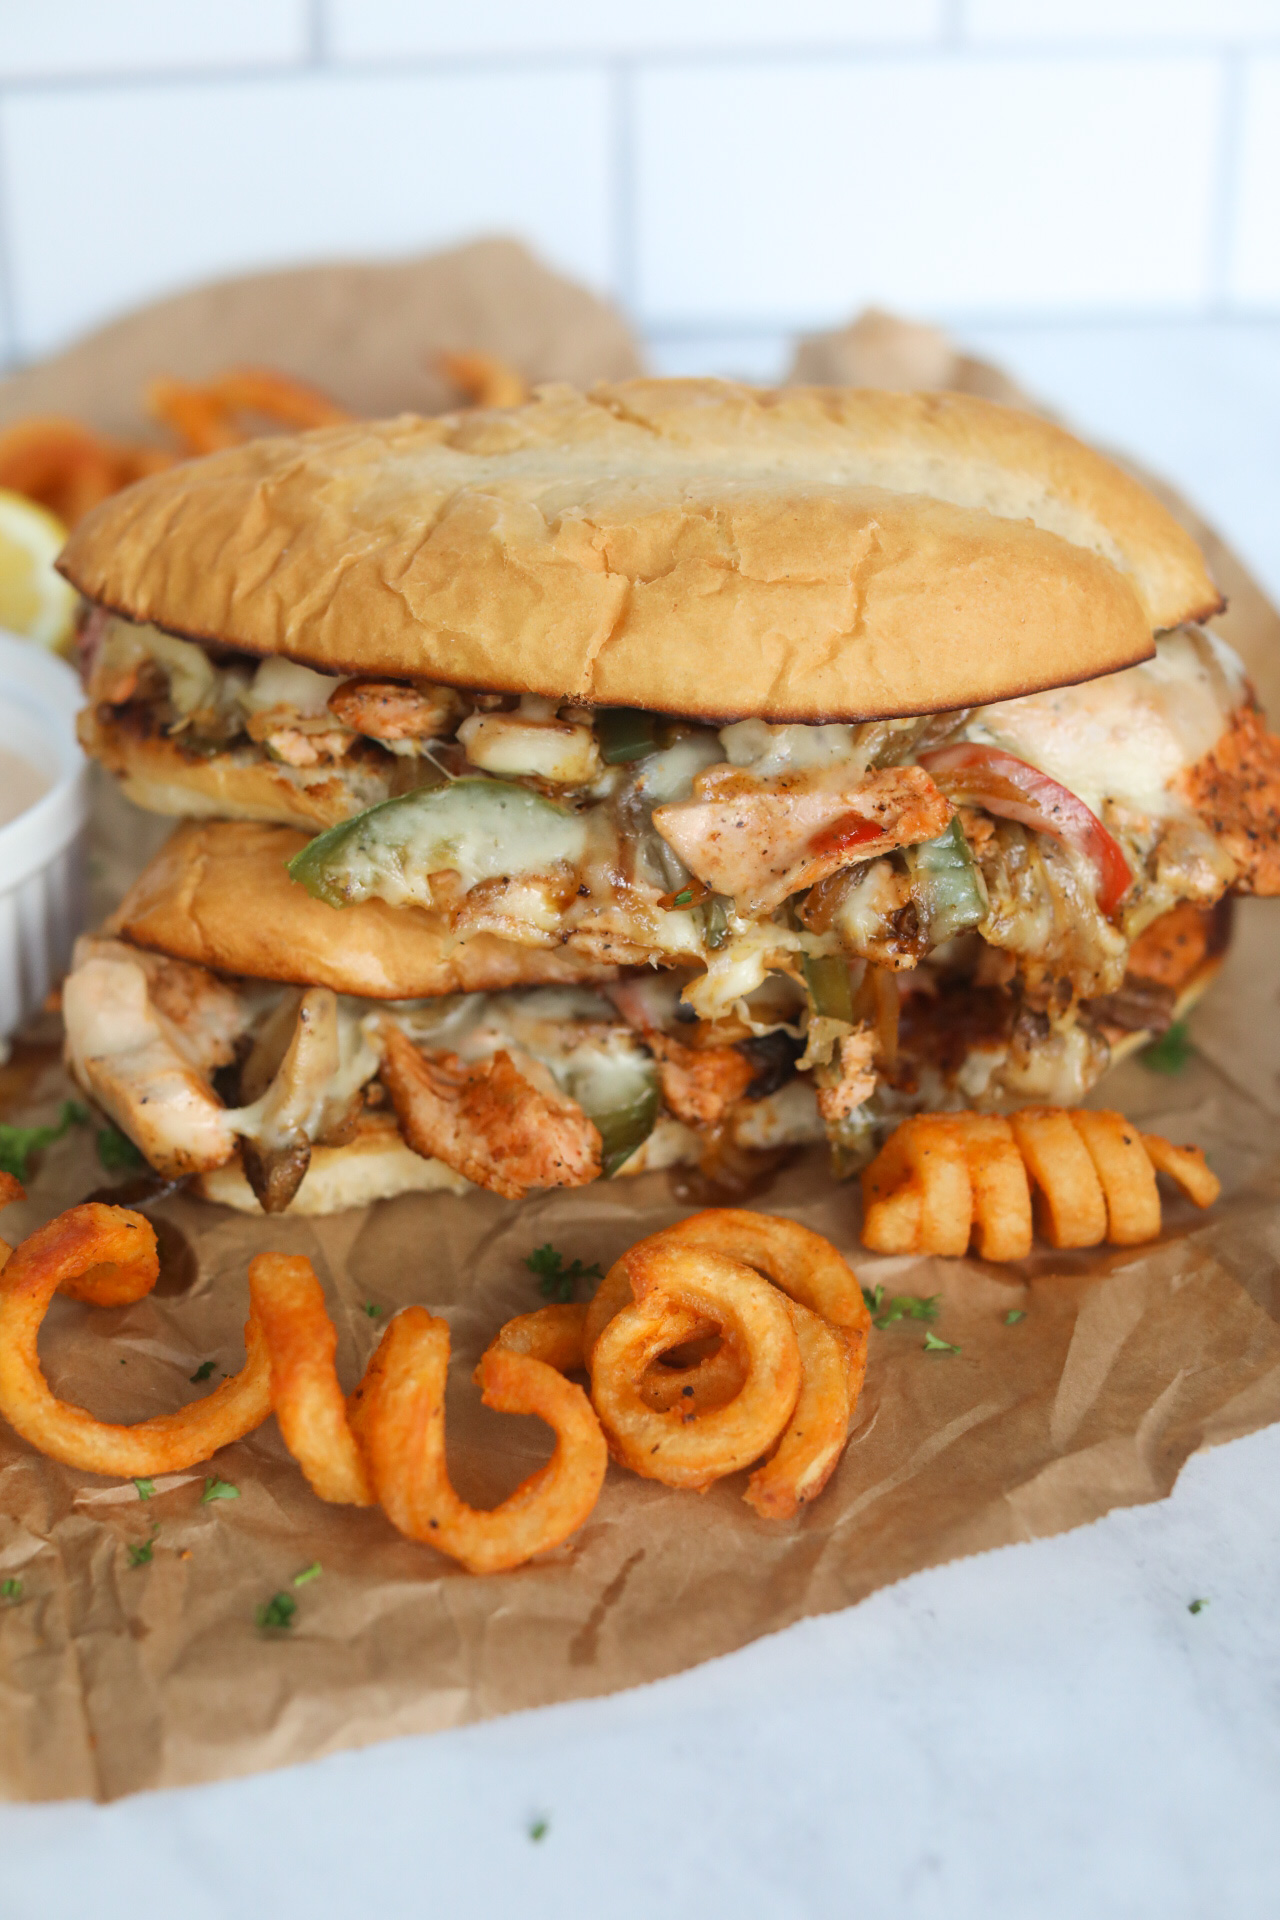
[56,379,1280,1213]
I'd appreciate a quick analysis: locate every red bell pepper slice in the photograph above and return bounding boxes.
[918,743,1132,915]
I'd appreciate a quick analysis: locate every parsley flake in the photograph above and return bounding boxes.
[861,1283,885,1315]
[201,1476,239,1503]
[128,1524,160,1567]
[133,1477,155,1501]
[671,888,694,908]
[874,1293,940,1329]
[1142,1020,1194,1076]
[923,1331,961,1354]
[528,1818,549,1843]
[1188,1597,1209,1615]
[524,1243,603,1304]
[0,1577,22,1604]
[363,1302,382,1318]
[0,1100,88,1183]
[293,1561,322,1587]
[256,1592,298,1631]
[1004,1309,1026,1325]
[96,1124,144,1172]
[189,1360,216,1383]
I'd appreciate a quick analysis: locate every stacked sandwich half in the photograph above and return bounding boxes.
[56,379,1280,1214]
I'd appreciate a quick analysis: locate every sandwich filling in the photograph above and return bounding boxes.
[70,608,1280,1206]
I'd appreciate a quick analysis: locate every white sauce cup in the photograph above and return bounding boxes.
[0,630,88,1041]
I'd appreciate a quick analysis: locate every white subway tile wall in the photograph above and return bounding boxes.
[0,0,1273,368]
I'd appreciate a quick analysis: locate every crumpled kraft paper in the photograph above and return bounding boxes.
[2,277,1280,1802]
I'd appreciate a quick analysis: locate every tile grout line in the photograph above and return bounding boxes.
[1207,48,1247,319]
[610,59,639,326]
[0,92,22,371]
[307,0,328,68]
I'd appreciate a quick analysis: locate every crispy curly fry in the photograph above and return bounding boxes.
[0,1171,24,1269]
[356,1306,607,1574]
[147,368,350,455]
[743,1299,852,1521]
[0,417,174,525]
[438,350,529,410]
[862,1115,972,1258]
[1069,1111,1160,1246]
[482,1302,588,1376]
[589,1242,801,1489]
[1141,1133,1221,1209]
[0,1204,270,1475]
[860,1107,1221,1260]
[247,1253,373,1505]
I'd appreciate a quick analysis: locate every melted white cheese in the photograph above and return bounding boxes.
[963,625,1244,819]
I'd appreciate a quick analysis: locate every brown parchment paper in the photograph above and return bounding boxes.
[3,282,1280,1803]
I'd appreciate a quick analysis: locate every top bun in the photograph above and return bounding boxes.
[60,380,1221,723]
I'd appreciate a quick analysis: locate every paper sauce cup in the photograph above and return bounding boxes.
[0,629,88,1043]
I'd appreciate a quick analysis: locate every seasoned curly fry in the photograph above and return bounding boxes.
[482,1302,588,1376]
[438,350,529,409]
[589,1241,801,1490]
[1141,1133,1221,1209]
[0,1204,271,1475]
[356,1306,607,1574]
[147,368,350,455]
[0,417,174,526]
[860,1108,1221,1260]
[743,1298,852,1521]
[1008,1110,1109,1249]
[247,1252,373,1505]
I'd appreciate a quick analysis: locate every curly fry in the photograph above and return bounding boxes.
[743,1299,852,1521]
[0,1204,270,1475]
[356,1307,607,1574]
[1008,1110,1109,1250]
[247,1253,373,1505]
[147,368,350,456]
[1141,1133,1221,1209]
[438,350,529,410]
[862,1115,972,1257]
[860,1107,1221,1260]
[482,1302,588,1376]
[0,417,174,526]
[588,1242,801,1490]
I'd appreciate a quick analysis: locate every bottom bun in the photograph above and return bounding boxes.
[194,1116,471,1214]
[1105,951,1224,1070]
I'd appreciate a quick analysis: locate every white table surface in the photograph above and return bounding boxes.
[4,321,1280,1920]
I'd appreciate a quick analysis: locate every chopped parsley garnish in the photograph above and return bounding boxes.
[96,1124,144,1172]
[133,1477,155,1501]
[861,1283,885,1315]
[528,1818,549,1843]
[201,1477,239,1503]
[1142,1020,1194,1075]
[923,1331,961,1354]
[127,1524,160,1567]
[256,1592,298,1631]
[874,1293,940,1329]
[525,1243,603,1304]
[363,1302,382,1318]
[0,1577,22,1604]
[1004,1309,1026,1325]
[0,1100,88,1182]
[293,1561,322,1587]
[1188,1597,1209,1615]
[670,888,694,908]
[189,1360,216,1383]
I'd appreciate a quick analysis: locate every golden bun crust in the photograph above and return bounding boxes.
[61,381,1220,723]
[77,706,382,832]
[106,819,617,997]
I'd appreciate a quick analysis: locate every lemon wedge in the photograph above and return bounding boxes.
[0,488,78,651]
